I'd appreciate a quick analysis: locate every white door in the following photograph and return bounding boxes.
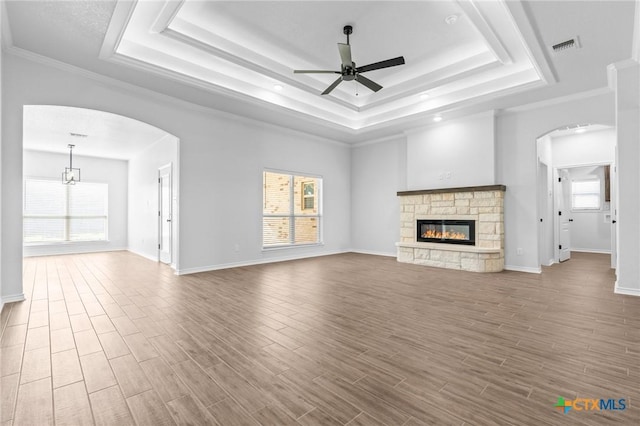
[558,169,572,262]
[537,161,548,267]
[158,164,172,264]
[610,162,617,269]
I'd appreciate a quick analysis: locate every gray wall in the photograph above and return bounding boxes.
[350,93,615,272]
[1,52,352,303]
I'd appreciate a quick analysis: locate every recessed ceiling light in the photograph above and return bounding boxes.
[445,14,459,25]
[433,116,443,122]
[273,84,283,91]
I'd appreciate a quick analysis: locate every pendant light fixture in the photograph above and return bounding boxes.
[62,144,80,185]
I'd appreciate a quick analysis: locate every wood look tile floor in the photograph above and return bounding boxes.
[1,251,639,425]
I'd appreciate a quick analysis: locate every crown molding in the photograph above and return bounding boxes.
[5,46,352,147]
[497,86,612,115]
[502,0,556,85]
[99,0,136,60]
[456,0,512,64]
[1,0,13,49]
[350,132,406,148]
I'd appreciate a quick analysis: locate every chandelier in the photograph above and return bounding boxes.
[62,144,80,185]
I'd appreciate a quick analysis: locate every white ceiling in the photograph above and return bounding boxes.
[23,105,170,160]
[105,0,552,131]
[3,1,638,144]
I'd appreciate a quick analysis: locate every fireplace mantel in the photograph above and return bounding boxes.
[397,186,505,272]
[397,185,506,196]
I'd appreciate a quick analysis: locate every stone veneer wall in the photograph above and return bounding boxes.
[397,186,505,272]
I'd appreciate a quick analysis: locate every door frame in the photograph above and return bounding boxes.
[554,168,572,262]
[158,163,173,264]
[552,162,615,264]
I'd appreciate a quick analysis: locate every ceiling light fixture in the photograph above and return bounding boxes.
[273,84,283,91]
[420,93,430,100]
[445,14,459,25]
[433,115,443,122]
[62,144,80,185]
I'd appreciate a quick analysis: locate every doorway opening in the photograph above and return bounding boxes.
[22,105,180,271]
[536,124,615,270]
[158,163,173,264]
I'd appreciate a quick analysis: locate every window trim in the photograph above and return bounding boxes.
[262,169,323,249]
[23,178,109,245]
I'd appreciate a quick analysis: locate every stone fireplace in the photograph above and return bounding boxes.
[397,185,505,272]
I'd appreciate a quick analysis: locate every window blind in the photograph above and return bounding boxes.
[24,179,108,243]
[571,179,600,210]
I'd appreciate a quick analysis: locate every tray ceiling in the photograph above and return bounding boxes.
[101,0,554,131]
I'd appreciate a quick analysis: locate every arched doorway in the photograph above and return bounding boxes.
[22,105,180,269]
[535,123,616,270]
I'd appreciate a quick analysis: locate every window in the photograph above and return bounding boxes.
[571,179,600,210]
[263,171,321,247]
[24,179,108,243]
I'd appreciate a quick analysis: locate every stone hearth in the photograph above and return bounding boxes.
[396,185,505,272]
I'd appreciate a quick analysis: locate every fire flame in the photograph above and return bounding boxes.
[421,229,468,240]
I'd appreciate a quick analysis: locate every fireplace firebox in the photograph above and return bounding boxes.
[417,219,475,245]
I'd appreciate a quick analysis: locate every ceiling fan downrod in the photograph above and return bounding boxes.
[343,25,352,45]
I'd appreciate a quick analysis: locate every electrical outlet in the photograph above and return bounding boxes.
[516,248,523,255]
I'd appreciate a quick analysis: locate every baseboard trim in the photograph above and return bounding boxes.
[1,293,26,314]
[614,281,640,297]
[23,246,128,257]
[127,250,179,274]
[176,249,350,275]
[504,265,542,274]
[571,249,611,255]
[350,249,396,257]
[127,249,160,263]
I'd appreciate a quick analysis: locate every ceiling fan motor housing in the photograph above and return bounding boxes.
[342,61,356,80]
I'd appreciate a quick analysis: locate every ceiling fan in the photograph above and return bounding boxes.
[294,25,405,95]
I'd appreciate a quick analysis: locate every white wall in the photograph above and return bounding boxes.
[351,136,406,256]
[23,150,128,256]
[128,135,178,264]
[567,166,611,253]
[0,10,4,309]
[551,128,616,167]
[496,93,615,273]
[536,134,554,266]
[1,52,352,295]
[609,59,640,295]
[350,97,616,272]
[406,112,495,190]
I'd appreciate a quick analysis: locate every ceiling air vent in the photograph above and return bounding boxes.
[551,37,581,54]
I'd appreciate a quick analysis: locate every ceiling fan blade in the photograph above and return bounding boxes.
[322,77,343,95]
[294,70,341,74]
[338,43,352,68]
[356,56,405,73]
[356,74,382,92]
